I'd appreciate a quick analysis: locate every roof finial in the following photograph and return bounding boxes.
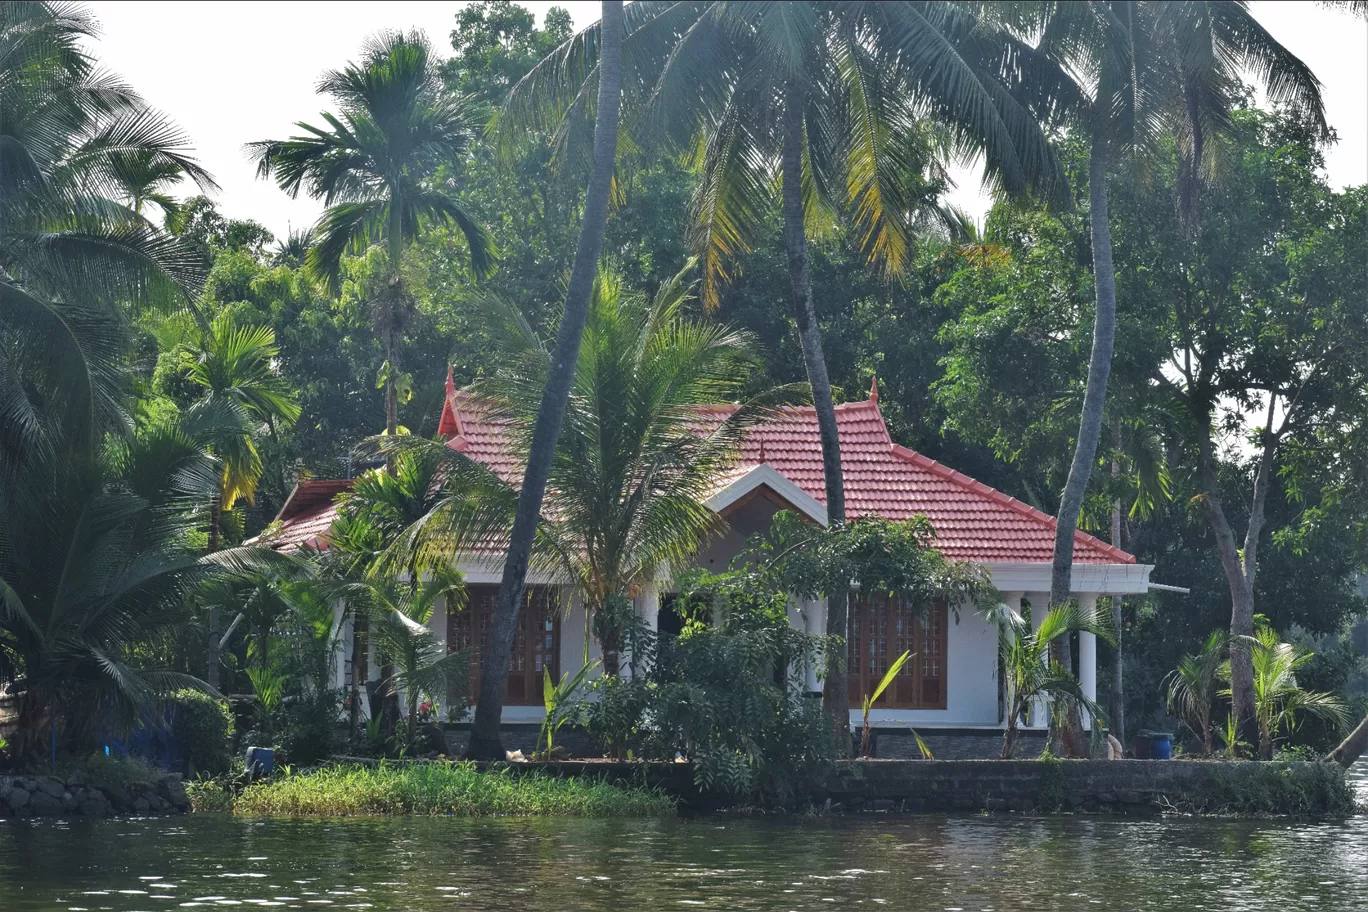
[757,436,767,465]
[869,375,879,403]
[437,364,463,438]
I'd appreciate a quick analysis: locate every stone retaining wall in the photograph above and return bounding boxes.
[0,772,190,819]
[496,758,1353,816]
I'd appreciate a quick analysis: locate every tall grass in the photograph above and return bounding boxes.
[228,763,675,817]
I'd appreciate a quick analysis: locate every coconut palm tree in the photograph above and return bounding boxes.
[0,415,276,764]
[1,2,216,470]
[371,260,779,757]
[1010,3,1327,753]
[509,0,1067,735]
[1227,626,1350,761]
[249,30,494,437]
[991,600,1113,759]
[181,313,300,686]
[1163,630,1226,756]
[459,0,626,761]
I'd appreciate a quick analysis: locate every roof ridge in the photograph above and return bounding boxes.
[888,445,1135,564]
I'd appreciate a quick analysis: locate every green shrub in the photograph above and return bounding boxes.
[170,689,234,775]
[1193,761,1357,816]
[585,570,838,801]
[278,690,341,766]
[229,762,675,817]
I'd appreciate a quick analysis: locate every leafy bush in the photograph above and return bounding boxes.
[169,689,234,775]
[278,690,341,766]
[585,570,838,801]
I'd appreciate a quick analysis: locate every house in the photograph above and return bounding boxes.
[264,374,1153,742]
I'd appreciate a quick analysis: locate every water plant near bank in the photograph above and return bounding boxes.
[207,762,675,817]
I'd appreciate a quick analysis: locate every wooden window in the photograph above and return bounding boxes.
[846,595,948,709]
[448,585,561,706]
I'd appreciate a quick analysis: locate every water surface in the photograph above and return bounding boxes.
[3,766,1365,912]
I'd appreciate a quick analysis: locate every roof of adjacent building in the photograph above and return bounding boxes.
[261,376,1134,565]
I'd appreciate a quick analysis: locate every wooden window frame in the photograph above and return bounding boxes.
[447,584,561,707]
[846,595,948,710]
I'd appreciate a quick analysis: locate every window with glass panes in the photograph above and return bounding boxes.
[846,595,948,709]
[448,585,560,705]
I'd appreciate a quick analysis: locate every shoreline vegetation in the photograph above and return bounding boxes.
[188,762,676,817]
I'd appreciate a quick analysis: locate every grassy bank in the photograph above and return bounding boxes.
[190,762,675,817]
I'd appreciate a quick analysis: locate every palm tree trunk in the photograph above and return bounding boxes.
[207,492,223,690]
[1049,137,1117,756]
[781,78,850,744]
[349,613,366,740]
[1110,418,1125,748]
[465,0,625,761]
[1327,711,1368,768]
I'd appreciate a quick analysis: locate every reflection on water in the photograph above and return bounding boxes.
[2,763,1365,912]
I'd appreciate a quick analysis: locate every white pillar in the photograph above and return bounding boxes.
[1000,592,1024,724]
[1028,592,1050,728]
[633,588,660,677]
[1079,594,1099,730]
[803,600,822,693]
[809,599,827,694]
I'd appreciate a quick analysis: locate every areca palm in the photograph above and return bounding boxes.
[249,30,494,437]
[1009,2,1327,751]
[181,313,299,686]
[1,2,216,469]
[509,0,1066,731]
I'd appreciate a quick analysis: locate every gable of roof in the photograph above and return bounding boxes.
[257,478,353,552]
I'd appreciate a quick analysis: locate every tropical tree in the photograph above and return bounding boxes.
[181,313,300,687]
[1163,630,1226,756]
[113,149,185,225]
[373,259,780,745]
[1,1,215,469]
[511,0,1067,732]
[249,29,494,436]
[329,444,469,737]
[0,416,273,764]
[1226,625,1350,760]
[359,571,471,752]
[464,0,625,761]
[992,601,1114,759]
[1007,2,1328,753]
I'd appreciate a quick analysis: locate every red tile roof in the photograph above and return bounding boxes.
[264,380,1134,565]
[256,478,352,552]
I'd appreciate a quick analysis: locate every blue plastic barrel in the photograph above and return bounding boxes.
[245,746,275,777]
[1150,732,1173,760]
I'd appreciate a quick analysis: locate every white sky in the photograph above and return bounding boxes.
[85,1,1366,238]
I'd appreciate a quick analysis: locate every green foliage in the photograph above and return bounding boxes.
[228,762,674,817]
[754,510,997,618]
[1164,630,1227,756]
[860,650,912,758]
[586,570,837,802]
[1225,625,1352,759]
[539,662,596,758]
[168,689,235,776]
[993,600,1115,758]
